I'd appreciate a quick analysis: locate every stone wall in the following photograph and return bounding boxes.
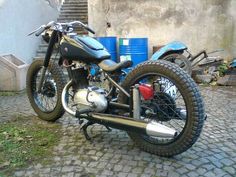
[0,0,61,63]
[88,0,236,59]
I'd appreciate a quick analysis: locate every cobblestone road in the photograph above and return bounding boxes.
[0,86,236,177]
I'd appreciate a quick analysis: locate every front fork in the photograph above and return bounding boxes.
[37,30,59,93]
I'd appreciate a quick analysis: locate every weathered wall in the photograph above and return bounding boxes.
[88,0,236,59]
[0,0,61,63]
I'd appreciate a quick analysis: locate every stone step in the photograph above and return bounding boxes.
[38,46,49,51]
[59,15,87,19]
[60,10,88,14]
[61,4,87,7]
[61,8,87,11]
[58,16,87,19]
[63,0,87,3]
[58,13,87,17]
[62,3,87,6]
[57,18,88,23]
[59,15,88,19]
[62,5,87,8]
[33,56,60,61]
[61,5,87,8]
[61,3,87,6]
[57,15,88,20]
[59,12,87,15]
[61,7,87,11]
[60,8,87,12]
[62,1,86,4]
[38,42,48,47]
[63,0,87,2]
[62,6,87,9]
[35,53,61,58]
[64,0,87,1]
[36,48,58,53]
[62,1,87,5]
[56,19,88,23]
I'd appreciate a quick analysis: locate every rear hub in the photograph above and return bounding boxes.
[141,92,176,121]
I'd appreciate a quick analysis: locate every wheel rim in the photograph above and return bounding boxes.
[128,73,188,145]
[31,67,58,113]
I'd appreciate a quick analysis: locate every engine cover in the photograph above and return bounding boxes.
[74,86,108,112]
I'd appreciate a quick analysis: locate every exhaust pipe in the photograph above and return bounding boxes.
[87,113,177,138]
[62,81,177,138]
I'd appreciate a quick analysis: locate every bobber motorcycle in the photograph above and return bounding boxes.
[27,21,205,157]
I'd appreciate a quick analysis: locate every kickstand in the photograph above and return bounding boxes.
[105,126,112,132]
[80,121,94,140]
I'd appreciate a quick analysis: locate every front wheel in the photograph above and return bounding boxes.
[118,60,205,157]
[26,59,66,121]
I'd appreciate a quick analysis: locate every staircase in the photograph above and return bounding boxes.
[34,0,88,60]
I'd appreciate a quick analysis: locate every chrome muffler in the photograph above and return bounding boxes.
[87,113,177,138]
[146,122,177,137]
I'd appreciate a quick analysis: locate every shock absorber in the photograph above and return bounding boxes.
[133,84,141,119]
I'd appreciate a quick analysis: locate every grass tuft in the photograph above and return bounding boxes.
[0,115,62,176]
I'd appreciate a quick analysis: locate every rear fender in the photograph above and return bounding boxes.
[151,41,187,60]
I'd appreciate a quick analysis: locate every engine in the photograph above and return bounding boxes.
[74,86,108,112]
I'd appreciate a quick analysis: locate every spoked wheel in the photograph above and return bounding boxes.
[162,54,192,75]
[26,59,66,121]
[118,60,205,157]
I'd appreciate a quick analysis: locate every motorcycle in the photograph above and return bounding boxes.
[151,41,192,74]
[27,21,205,157]
[151,41,224,75]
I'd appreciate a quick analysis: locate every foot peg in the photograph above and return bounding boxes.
[105,126,112,132]
[78,119,84,125]
[80,121,112,140]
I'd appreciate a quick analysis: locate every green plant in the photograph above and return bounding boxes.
[218,63,228,77]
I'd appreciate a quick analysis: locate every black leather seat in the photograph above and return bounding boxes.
[98,59,133,72]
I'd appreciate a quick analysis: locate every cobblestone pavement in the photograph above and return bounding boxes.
[0,86,236,177]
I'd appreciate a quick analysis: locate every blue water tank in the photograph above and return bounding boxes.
[119,38,148,67]
[96,37,117,61]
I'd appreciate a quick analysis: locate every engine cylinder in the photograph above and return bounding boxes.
[74,86,108,112]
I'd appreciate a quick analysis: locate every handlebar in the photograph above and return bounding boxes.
[35,26,46,36]
[61,21,95,34]
[83,25,95,34]
[28,20,95,36]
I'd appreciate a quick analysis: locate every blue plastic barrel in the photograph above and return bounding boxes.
[96,37,117,61]
[119,38,148,67]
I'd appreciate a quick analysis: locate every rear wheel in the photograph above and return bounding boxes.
[118,60,204,157]
[26,59,66,121]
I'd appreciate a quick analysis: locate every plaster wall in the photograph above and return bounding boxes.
[88,0,236,59]
[0,0,61,63]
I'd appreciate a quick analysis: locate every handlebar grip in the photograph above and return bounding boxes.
[35,27,45,37]
[84,25,95,34]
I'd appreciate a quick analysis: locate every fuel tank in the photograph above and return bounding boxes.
[60,35,111,63]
